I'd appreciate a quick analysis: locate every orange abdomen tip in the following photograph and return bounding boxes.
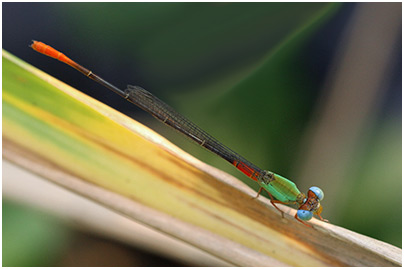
[30,40,72,65]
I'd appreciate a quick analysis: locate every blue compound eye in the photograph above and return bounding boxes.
[309,186,324,201]
[297,210,313,221]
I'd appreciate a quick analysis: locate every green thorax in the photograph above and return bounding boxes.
[259,173,302,203]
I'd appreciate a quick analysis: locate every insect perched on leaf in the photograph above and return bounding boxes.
[31,40,327,227]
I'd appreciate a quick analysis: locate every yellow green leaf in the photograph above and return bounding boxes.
[3,50,400,266]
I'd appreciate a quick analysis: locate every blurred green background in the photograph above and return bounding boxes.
[3,2,401,266]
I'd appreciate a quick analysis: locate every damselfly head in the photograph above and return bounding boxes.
[296,186,324,221]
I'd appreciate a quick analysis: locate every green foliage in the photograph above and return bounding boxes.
[3,202,71,266]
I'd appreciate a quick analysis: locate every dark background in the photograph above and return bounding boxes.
[3,2,401,266]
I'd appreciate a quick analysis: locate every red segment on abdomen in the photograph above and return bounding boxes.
[233,161,259,181]
[31,41,73,66]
